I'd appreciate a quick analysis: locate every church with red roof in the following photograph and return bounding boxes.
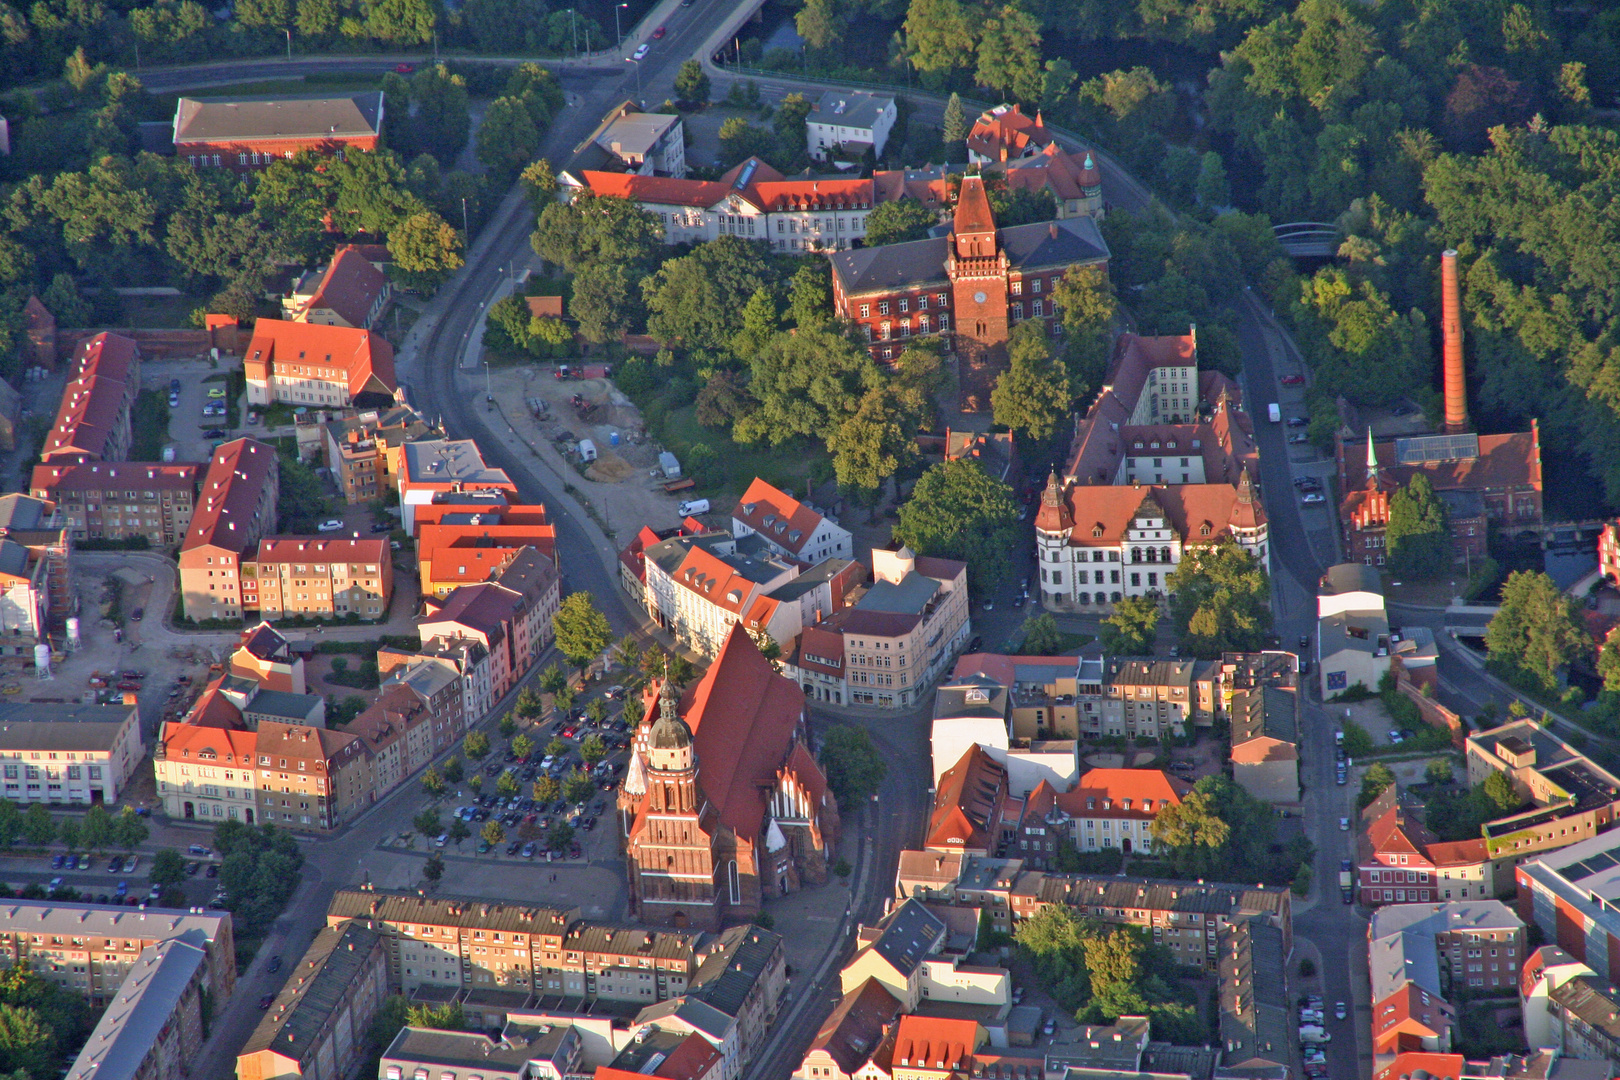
[618,625,840,929]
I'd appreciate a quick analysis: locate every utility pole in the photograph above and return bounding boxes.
[284,27,292,61]
[628,57,641,101]
[615,2,627,49]
[569,8,577,56]
[461,196,469,240]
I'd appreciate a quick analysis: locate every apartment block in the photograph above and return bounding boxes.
[64,937,210,1080]
[31,461,197,547]
[398,440,516,532]
[40,332,140,465]
[0,494,69,656]
[236,921,389,1080]
[178,439,279,622]
[0,701,144,805]
[253,721,375,830]
[242,318,397,409]
[154,723,259,824]
[418,510,556,598]
[322,405,434,504]
[0,898,233,1007]
[243,535,393,620]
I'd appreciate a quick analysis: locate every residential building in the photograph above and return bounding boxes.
[230,622,306,693]
[418,583,524,702]
[1058,768,1183,855]
[408,637,495,730]
[242,318,397,409]
[0,898,233,1006]
[598,1030,724,1080]
[1522,946,1595,1052]
[1547,975,1620,1064]
[1216,919,1290,1079]
[173,92,384,170]
[797,979,903,1080]
[988,143,1104,219]
[253,720,379,831]
[397,439,516,533]
[0,701,142,804]
[620,627,840,929]
[155,723,259,824]
[925,744,1010,856]
[379,1025,584,1080]
[1358,786,1490,906]
[321,405,434,505]
[1229,684,1299,804]
[490,546,562,663]
[1371,901,1524,995]
[1317,562,1408,697]
[732,477,854,563]
[177,439,279,622]
[281,245,392,329]
[40,332,140,464]
[829,175,1109,373]
[242,535,393,620]
[838,899,948,1010]
[30,461,198,546]
[235,921,389,1080]
[591,101,688,177]
[930,676,1010,788]
[418,510,556,598]
[783,547,971,709]
[641,530,800,658]
[63,937,210,1080]
[966,104,1054,166]
[806,90,897,162]
[0,494,68,655]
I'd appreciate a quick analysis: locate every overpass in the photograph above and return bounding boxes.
[1274,221,1341,258]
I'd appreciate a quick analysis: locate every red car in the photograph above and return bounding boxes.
[394,62,415,74]
[1280,374,1306,385]
[652,25,666,37]
[117,680,141,691]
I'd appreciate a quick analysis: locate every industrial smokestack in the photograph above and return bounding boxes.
[1441,249,1468,433]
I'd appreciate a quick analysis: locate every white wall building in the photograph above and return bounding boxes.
[806,90,897,162]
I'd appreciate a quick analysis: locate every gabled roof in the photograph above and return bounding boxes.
[864,899,946,978]
[41,333,138,463]
[254,535,387,564]
[927,743,1007,850]
[181,439,277,555]
[31,461,198,494]
[240,922,381,1063]
[421,581,521,642]
[160,721,255,764]
[1041,482,1266,546]
[994,143,1101,201]
[301,245,389,328]
[891,1013,979,1070]
[733,477,831,557]
[808,977,901,1073]
[1055,769,1184,819]
[238,621,292,662]
[245,318,396,400]
[966,103,1053,160]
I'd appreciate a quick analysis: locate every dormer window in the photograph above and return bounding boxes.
[1092,525,1103,538]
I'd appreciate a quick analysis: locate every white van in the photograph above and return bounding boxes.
[579,439,598,462]
[678,498,710,517]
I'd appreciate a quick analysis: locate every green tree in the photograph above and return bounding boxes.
[498,714,517,739]
[719,117,776,165]
[580,734,606,767]
[110,808,147,851]
[1195,151,1231,208]
[1387,474,1449,579]
[423,854,444,882]
[520,158,557,213]
[515,687,544,718]
[477,96,542,176]
[0,803,20,850]
[832,385,918,497]
[772,93,812,154]
[1483,769,1522,814]
[586,698,609,726]
[0,1003,58,1080]
[819,725,887,807]
[1485,571,1592,695]
[1358,762,1396,810]
[533,776,560,803]
[40,272,90,327]
[553,592,612,673]
[413,808,442,837]
[496,770,520,798]
[464,731,490,761]
[1424,759,1453,786]
[1100,595,1160,655]
[467,774,484,794]
[547,821,575,851]
[1166,539,1272,659]
[388,211,464,290]
[422,766,446,796]
[788,262,831,330]
[149,849,188,887]
[1053,264,1116,336]
[1019,613,1067,656]
[905,0,980,74]
[864,199,938,246]
[732,287,780,359]
[540,665,567,695]
[480,820,505,846]
[674,60,710,106]
[1600,627,1620,694]
[941,92,968,148]
[570,263,640,344]
[1150,788,1231,850]
[992,322,1071,441]
[795,0,840,49]
[975,4,1043,102]
[732,328,881,446]
[563,770,596,805]
[643,237,776,351]
[547,737,569,761]
[512,734,535,761]
[532,191,662,276]
[441,756,464,783]
[448,817,470,843]
[57,820,79,852]
[362,0,435,42]
[894,459,1022,592]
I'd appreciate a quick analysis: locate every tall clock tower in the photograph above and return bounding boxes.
[947,174,1010,411]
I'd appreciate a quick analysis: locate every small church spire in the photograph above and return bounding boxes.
[1366,426,1379,485]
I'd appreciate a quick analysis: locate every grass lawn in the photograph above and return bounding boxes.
[130,389,171,461]
[121,294,197,329]
[660,403,830,499]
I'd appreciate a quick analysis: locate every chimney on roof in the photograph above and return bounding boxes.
[1441,248,1469,433]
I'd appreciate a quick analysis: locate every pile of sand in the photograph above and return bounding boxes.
[585,452,637,483]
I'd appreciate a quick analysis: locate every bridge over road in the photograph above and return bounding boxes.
[1275,221,1341,258]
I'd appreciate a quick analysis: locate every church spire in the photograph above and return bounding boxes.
[1366,427,1379,485]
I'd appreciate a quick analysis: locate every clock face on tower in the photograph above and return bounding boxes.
[974,291,987,303]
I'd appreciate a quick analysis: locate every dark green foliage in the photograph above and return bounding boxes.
[894,459,1022,593]
[864,199,938,246]
[213,820,304,944]
[1150,775,1310,887]
[1425,770,1524,843]
[819,725,887,807]
[1358,763,1395,810]
[1166,539,1272,659]
[1485,571,1593,696]
[1100,595,1159,655]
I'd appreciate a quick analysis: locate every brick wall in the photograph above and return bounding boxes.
[55,326,245,362]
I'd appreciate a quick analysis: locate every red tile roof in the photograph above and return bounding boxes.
[1055,768,1184,819]
[953,175,997,237]
[806,978,902,1074]
[32,461,198,494]
[966,103,1052,161]
[302,245,389,328]
[995,143,1101,201]
[182,438,278,555]
[161,721,255,762]
[254,536,387,564]
[1370,1052,1463,1080]
[1373,983,1455,1046]
[891,1015,980,1070]
[950,652,1074,686]
[574,170,734,208]
[41,332,138,463]
[245,318,396,399]
[1043,482,1267,546]
[672,624,826,841]
[734,477,826,557]
[927,743,1007,851]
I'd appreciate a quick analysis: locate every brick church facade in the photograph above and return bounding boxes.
[828,175,1109,410]
[619,626,840,930]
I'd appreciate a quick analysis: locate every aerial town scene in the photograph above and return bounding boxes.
[0,3,1608,1080]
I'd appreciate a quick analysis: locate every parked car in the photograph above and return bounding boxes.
[50,854,64,869]
[76,854,90,870]
[206,387,226,398]
[632,42,649,58]
[115,880,127,897]
[1286,416,1309,427]
[1281,374,1305,386]
[47,876,63,893]
[124,855,138,874]
[1339,817,1349,831]
[258,993,275,1009]
[1288,433,1309,444]
[206,863,219,878]
[317,519,343,532]
[652,24,665,36]
[394,62,414,73]
[267,955,282,972]
[130,608,143,621]
[1301,492,1326,504]
[186,861,201,875]
[1335,1002,1347,1020]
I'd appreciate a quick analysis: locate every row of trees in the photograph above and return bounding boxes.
[0,801,147,852]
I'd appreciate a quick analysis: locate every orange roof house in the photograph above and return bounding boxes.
[242,318,397,409]
[966,103,1053,165]
[1373,981,1457,1055]
[926,744,1009,854]
[41,332,140,464]
[282,245,392,329]
[177,439,280,622]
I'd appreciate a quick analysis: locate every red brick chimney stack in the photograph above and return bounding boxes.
[1441,248,1469,433]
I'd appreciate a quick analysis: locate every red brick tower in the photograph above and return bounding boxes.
[947,174,1010,412]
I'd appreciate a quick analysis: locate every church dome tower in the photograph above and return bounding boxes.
[645,681,699,813]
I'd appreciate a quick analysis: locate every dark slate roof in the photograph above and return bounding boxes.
[688,925,781,1018]
[867,898,945,977]
[830,216,1109,298]
[173,92,384,143]
[242,922,381,1064]
[245,690,323,720]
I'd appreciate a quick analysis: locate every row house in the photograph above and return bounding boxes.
[253,721,375,830]
[63,936,210,1080]
[177,439,279,622]
[243,318,397,409]
[1217,919,1291,1078]
[40,332,140,465]
[281,244,392,329]
[641,530,803,659]
[397,439,516,533]
[1513,831,1620,987]
[1358,787,1491,906]
[352,674,460,794]
[1052,768,1184,856]
[241,535,393,620]
[154,722,260,824]
[173,92,383,170]
[387,638,495,731]
[236,922,388,1080]
[321,405,435,505]
[782,547,970,709]
[31,461,198,547]
[381,1024,583,1080]
[829,177,1109,365]
[417,553,561,708]
[0,898,233,1008]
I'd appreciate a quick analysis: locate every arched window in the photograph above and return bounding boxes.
[1111,592,1122,603]
[1077,592,1090,605]
[1160,546,1171,562]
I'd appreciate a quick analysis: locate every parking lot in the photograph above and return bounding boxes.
[0,846,225,911]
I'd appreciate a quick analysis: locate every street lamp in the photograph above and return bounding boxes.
[484,361,493,405]
[567,8,578,56]
[283,27,292,61]
[461,196,469,240]
[615,2,627,49]
[627,57,642,102]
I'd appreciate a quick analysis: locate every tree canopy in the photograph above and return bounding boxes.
[1166,539,1271,659]
[893,459,1022,592]
[1386,473,1449,579]
[1485,571,1592,695]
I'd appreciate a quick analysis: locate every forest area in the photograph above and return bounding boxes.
[751,0,1620,513]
